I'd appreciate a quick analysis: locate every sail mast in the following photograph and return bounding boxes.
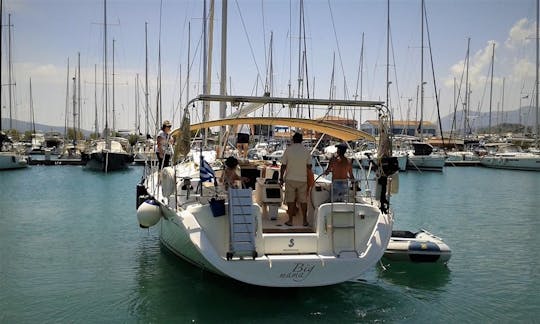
[464,37,470,137]
[8,14,13,129]
[72,75,77,142]
[535,0,540,141]
[386,0,390,109]
[29,78,35,134]
[145,22,149,137]
[219,0,228,138]
[419,0,424,138]
[95,64,99,136]
[77,52,81,137]
[64,58,70,139]
[488,42,495,134]
[112,39,116,131]
[104,0,109,146]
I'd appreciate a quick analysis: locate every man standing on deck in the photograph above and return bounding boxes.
[280,132,312,227]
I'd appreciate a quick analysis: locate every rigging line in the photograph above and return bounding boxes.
[389,24,405,122]
[354,33,364,100]
[450,41,468,137]
[327,0,349,99]
[234,0,264,90]
[475,50,492,121]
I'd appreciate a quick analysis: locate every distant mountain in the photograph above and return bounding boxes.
[440,106,538,132]
[1,118,93,137]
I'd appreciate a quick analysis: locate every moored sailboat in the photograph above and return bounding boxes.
[84,0,132,172]
[479,143,540,171]
[136,94,398,287]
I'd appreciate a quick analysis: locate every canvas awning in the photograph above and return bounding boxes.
[172,117,375,142]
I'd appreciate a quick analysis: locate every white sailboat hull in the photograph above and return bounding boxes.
[158,201,393,287]
[406,154,446,171]
[0,152,28,170]
[480,154,540,171]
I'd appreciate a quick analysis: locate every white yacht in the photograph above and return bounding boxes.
[480,143,540,171]
[0,132,28,170]
[136,95,398,287]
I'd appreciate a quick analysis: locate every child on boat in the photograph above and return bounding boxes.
[221,156,248,190]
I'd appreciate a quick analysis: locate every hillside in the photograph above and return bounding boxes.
[1,118,92,137]
[440,106,538,132]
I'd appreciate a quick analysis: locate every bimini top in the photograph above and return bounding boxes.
[189,94,384,108]
[185,117,374,142]
[171,94,383,142]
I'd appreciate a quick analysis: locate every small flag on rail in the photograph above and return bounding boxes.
[199,156,215,183]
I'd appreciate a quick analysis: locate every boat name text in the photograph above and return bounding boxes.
[280,263,315,282]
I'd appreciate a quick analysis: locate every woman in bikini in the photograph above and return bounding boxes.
[324,143,354,201]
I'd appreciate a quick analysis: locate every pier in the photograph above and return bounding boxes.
[28,158,86,166]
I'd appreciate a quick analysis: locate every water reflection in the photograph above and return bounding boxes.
[130,240,417,322]
[377,260,451,291]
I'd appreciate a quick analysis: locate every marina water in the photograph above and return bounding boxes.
[1,165,538,322]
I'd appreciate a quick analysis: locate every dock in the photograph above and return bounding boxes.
[28,158,86,166]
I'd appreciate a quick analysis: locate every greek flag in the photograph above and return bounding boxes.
[199,156,215,183]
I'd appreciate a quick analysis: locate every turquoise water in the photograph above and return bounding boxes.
[0,166,539,323]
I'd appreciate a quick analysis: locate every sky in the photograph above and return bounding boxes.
[1,0,539,134]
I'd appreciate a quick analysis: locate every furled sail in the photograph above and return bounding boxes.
[173,108,191,163]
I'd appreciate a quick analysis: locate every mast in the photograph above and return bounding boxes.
[419,0,424,138]
[77,52,81,137]
[112,39,116,131]
[297,0,304,102]
[0,0,2,131]
[8,14,13,129]
[219,0,228,137]
[156,0,163,132]
[29,78,35,134]
[202,0,208,123]
[72,76,77,142]
[186,22,191,108]
[135,74,139,134]
[103,0,109,146]
[94,64,99,136]
[386,0,390,109]
[500,77,505,133]
[464,37,470,137]
[64,58,70,139]
[206,0,214,123]
[488,42,495,134]
[535,0,540,141]
[144,22,149,137]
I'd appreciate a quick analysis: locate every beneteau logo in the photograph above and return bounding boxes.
[279,263,315,282]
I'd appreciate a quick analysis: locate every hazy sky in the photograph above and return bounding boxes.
[1,0,538,133]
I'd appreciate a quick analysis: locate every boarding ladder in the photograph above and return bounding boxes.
[330,179,358,257]
[226,188,257,260]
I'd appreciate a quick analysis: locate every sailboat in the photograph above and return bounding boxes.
[402,0,445,172]
[136,95,397,287]
[480,0,540,171]
[84,0,132,172]
[0,132,28,170]
[0,14,28,170]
